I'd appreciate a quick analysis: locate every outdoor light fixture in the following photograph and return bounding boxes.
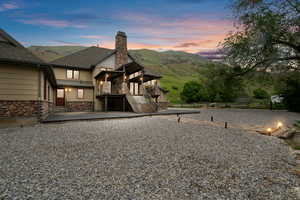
[277,122,283,128]
[68,88,72,92]
[267,128,272,132]
[100,81,103,85]
[65,88,68,92]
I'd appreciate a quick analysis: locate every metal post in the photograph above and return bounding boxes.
[225,122,228,129]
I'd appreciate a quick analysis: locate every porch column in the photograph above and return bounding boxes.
[104,96,108,112]
[123,96,126,112]
[139,71,144,95]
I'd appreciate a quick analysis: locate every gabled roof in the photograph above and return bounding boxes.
[0,29,57,86]
[0,29,45,64]
[51,46,115,69]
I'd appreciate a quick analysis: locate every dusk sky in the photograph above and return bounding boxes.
[0,0,234,53]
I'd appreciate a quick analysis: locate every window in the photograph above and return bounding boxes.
[77,89,84,99]
[67,69,73,79]
[67,69,80,79]
[57,89,64,98]
[73,70,79,79]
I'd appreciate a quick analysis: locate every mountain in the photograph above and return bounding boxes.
[28,46,212,103]
[197,50,225,62]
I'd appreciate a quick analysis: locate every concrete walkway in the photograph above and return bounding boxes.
[43,109,200,123]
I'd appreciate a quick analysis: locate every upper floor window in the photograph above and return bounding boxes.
[67,69,79,79]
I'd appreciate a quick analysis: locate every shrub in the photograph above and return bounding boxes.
[253,88,269,99]
[172,86,178,90]
[203,63,244,102]
[278,73,300,112]
[180,81,209,103]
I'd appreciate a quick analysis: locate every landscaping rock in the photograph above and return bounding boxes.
[0,110,299,199]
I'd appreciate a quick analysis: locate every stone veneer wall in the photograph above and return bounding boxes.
[0,100,54,120]
[40,101,54,120]
[66,101,93,112]
[158,102,169,111]
[115,31,128,68]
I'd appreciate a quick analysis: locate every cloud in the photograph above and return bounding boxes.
[175,42,199,48]
[80,35,107,39]
[116,12,234,52]
[0,2,19,12]
[18,18,87,28]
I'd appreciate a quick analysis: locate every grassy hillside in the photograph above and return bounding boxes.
[28,46,212,103]
[129,49,211,103]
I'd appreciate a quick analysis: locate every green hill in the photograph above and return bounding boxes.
[28,46,212,103]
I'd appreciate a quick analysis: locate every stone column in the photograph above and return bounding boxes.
[102,74,111,94]
[115,31,128,68]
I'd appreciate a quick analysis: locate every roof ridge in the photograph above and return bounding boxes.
[0,29,45,63]
[51,46,114,63]
[0,29,24,48]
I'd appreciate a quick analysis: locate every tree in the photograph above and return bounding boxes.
[223,0,300,74]
[276,72,300,112]
[180,81,208,103]
[203,63,244,102]
[253,88,269,99]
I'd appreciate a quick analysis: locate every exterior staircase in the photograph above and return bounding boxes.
[125,87,158,113]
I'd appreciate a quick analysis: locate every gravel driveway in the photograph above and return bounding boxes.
[0,109,299,199]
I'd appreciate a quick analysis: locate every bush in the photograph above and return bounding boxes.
[203,63,244,102]
[172,86,178,90]
[253,88,269,99]
[180,81,209,103]
[278,73,300,112]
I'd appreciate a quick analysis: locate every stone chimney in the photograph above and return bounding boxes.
[115,31,128,68]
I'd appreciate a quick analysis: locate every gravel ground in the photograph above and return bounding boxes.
[0,109,299,199]
[183,108,300,129]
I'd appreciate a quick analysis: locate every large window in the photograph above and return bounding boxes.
[77,89,84,99]
[67,69,79,79]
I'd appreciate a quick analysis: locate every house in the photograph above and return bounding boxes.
[0,29,56,121]
[51,31,168,113]
[0,29,168,123]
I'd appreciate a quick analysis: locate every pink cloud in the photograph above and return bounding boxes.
[80,35,107,39]
[0,2,19,12]
[117,12,234,51]
[18,18,87,28]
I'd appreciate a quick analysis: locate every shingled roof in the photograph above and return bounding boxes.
[0,29,57,86]
[51,46,115,69]
[0,29,45,64]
